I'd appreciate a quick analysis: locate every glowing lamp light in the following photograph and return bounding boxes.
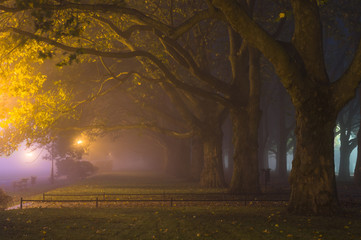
[24,151,36,164]
[77,139,83,145]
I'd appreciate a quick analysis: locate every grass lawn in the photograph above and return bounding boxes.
[1,172,361,240]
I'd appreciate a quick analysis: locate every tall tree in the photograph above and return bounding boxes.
[336,99,359,180]
[211,0,361,213]
[0,0,260,192]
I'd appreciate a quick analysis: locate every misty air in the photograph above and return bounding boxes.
[0,0,361,239]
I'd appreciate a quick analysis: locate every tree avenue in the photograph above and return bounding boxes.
[0,0,262,191]
[211,0,361,214]
[0,0,360,214]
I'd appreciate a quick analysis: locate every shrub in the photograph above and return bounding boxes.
[0,188,12,209]
[56,158,98,179]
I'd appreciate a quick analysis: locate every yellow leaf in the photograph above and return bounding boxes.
[279,12,286,18]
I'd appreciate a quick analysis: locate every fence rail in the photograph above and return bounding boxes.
[20,193,290,209]
[18,192,361,209]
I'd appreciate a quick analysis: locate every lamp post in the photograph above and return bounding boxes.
[50,156,54,184]
[49,143,55,184]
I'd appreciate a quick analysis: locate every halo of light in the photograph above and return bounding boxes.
[24,151,36,164]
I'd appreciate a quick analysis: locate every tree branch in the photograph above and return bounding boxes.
[0,2,174,36]
[291,0,328,82]
[211,0,304,105]
[54,123,193,138]
[7,27,231,107]
[332,38,361,111]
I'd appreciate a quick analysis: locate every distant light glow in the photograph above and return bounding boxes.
[77,139,83,145]
[24,151,36,164]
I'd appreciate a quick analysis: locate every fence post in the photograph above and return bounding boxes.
[43,193,45,201]
[170,197,173,207]
[96,197,98,208]
[103,193,105,200]
[20,197,23,210]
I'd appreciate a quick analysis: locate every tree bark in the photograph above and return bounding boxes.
[355,128,361,185]
[355,88,361,185]
[200,125,226,188]
[165,137,191,178]
[229,46,261,194]
[190,135,204,181]
[338,128,352,180]
[276,89,288,180]
[289,99,339,214]
[230,109,260,194]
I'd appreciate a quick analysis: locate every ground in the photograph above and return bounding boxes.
[0,172,360,240]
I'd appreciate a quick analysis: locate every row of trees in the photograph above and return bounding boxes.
[0,0,361,214]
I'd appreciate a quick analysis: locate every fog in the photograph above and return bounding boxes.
[0,144,50,186]
[87,134,166,172]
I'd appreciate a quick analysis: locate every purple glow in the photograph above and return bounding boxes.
[0,144,51,185]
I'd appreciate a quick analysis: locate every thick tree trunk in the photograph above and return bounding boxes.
[228,46,261,194]
[258,106,269,171]
[165,138,191,178]
[200,126,226,188]
[277,90,288,180]
[229,110,260,194]
[355,123,361,185]
[289,105,340,214]
[190,136,204,181]
[338,132,352,180]
[354,88,361,185]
